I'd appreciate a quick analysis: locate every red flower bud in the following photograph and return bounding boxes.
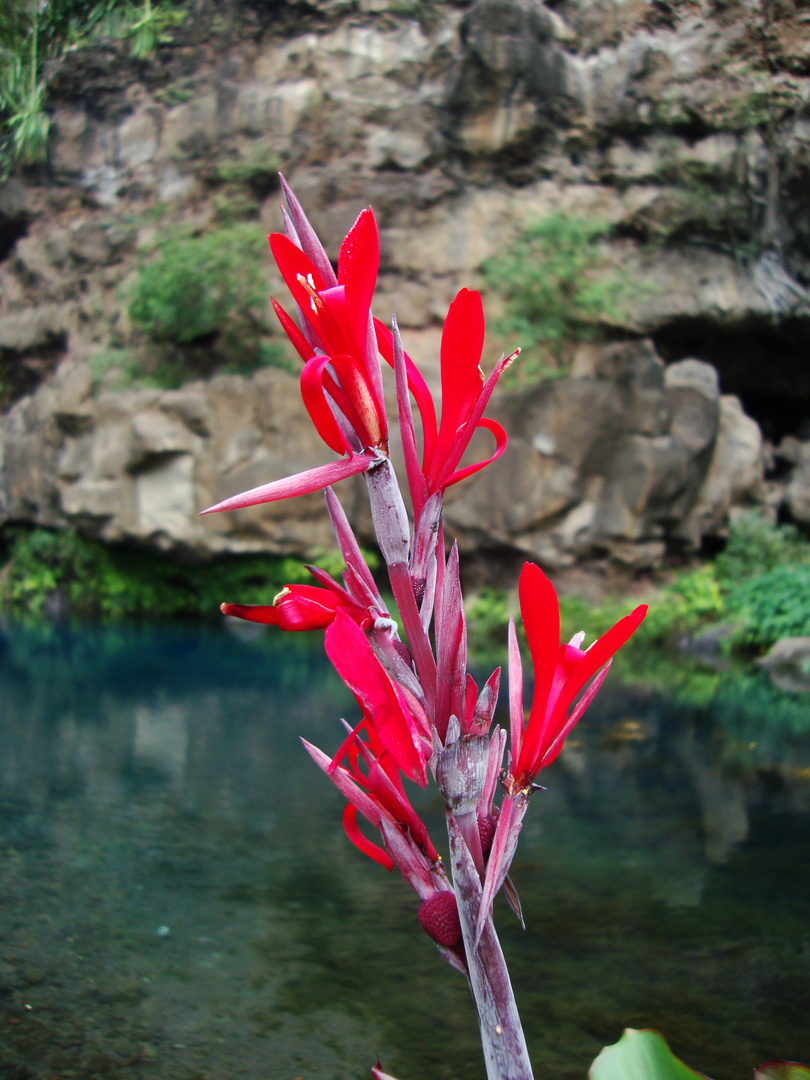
[418,892,462,948]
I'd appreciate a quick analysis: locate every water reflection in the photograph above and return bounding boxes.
[0,623,808,1080]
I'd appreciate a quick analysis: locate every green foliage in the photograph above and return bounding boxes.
[0,5,49,168]
[665,564,725,628]
[0,527,375,621]
[87,346,142,391]
[714,511,810,580]
[591,1029,704,1080]
[215,151,280,189]
[467,513,810,678]
[483,213,636,380]
[650,82,804,133]
[153,79,194,106]
[122,0,186,59]
[466,588,514,660]
[589,1012,809,1080]
[212,186,261,223]
[388,1,422,15]
[129,223,286,375]
[727,565,810,649]
[639,514,810,653]
[0,0,187,172]
[716,86,804,131]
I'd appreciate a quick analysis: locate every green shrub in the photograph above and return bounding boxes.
[482,213,636,380]
[129,223,284,374]
[727,565,810,650]
[215,152,280,190]
[666,564,725,627]
[0,527,376,621]
[714,511,810,584]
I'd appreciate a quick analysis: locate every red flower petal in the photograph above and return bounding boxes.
[338,208,380,367]
[343,804,394,870]
[327,352,385,447]
[514,563,561,780]
[300,354,354,454]
[550,606,648,730]
[269,233,328,308]
[325,610,427,786]
[443,417,508,488]
[429,289,485,485]
[271,298,315,363]
[375,317,438,470]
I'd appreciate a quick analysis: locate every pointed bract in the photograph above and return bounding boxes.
[200,452,377,515]
[325,610,427,786]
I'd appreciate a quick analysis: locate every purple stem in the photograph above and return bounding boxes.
[364,454,437,716]
[447,812,534,1080]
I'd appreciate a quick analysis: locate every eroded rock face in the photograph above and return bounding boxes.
[0,341,765,569]
[1,0,808,566]
[4,0,810,365]
[0,359,357,558]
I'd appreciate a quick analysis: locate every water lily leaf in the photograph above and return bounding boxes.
[755,1064,810,1080]
[590,1028,710,1080]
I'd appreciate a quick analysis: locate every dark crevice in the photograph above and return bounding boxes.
[0,338,68,413]
[0,213,29,263]
[653,315,810,442]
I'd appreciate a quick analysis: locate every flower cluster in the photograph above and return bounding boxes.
[205,178,646,972]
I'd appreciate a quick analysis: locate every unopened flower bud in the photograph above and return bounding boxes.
[418,891,462,948]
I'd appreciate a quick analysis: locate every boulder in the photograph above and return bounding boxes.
[756,636,810,694]
[784,440,810,526]
[445,341,763,566]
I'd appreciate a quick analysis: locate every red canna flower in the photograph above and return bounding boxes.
[220,487,398,637]
[271,204,387,454]
[376,288,518,517]
[474,562,646,946]
[201,183,387,517]
[220,582,373,631]
[304,719,435,871]
[511,562,647,788]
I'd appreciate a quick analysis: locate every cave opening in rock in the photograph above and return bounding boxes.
[0,212,29,263]
[653,315,810,443]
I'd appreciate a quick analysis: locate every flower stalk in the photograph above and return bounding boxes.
[206,178,647,1080]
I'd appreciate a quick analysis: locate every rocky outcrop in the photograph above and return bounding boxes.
[0,340,765,569]
[3,2,810,367]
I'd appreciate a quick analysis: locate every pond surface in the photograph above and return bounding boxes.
[0,622,809,1080]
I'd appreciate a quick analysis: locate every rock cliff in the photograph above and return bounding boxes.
[1,0,809,570]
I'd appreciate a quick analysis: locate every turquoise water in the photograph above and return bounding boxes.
[1,622,809,1080]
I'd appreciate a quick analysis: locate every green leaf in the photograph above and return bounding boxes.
[755,1065,810,1080]
[590,1028,709,1080]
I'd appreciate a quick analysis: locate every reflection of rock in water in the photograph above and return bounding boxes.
[133,700,189,781]
[681,744,749,866]
[554,727,710,909]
